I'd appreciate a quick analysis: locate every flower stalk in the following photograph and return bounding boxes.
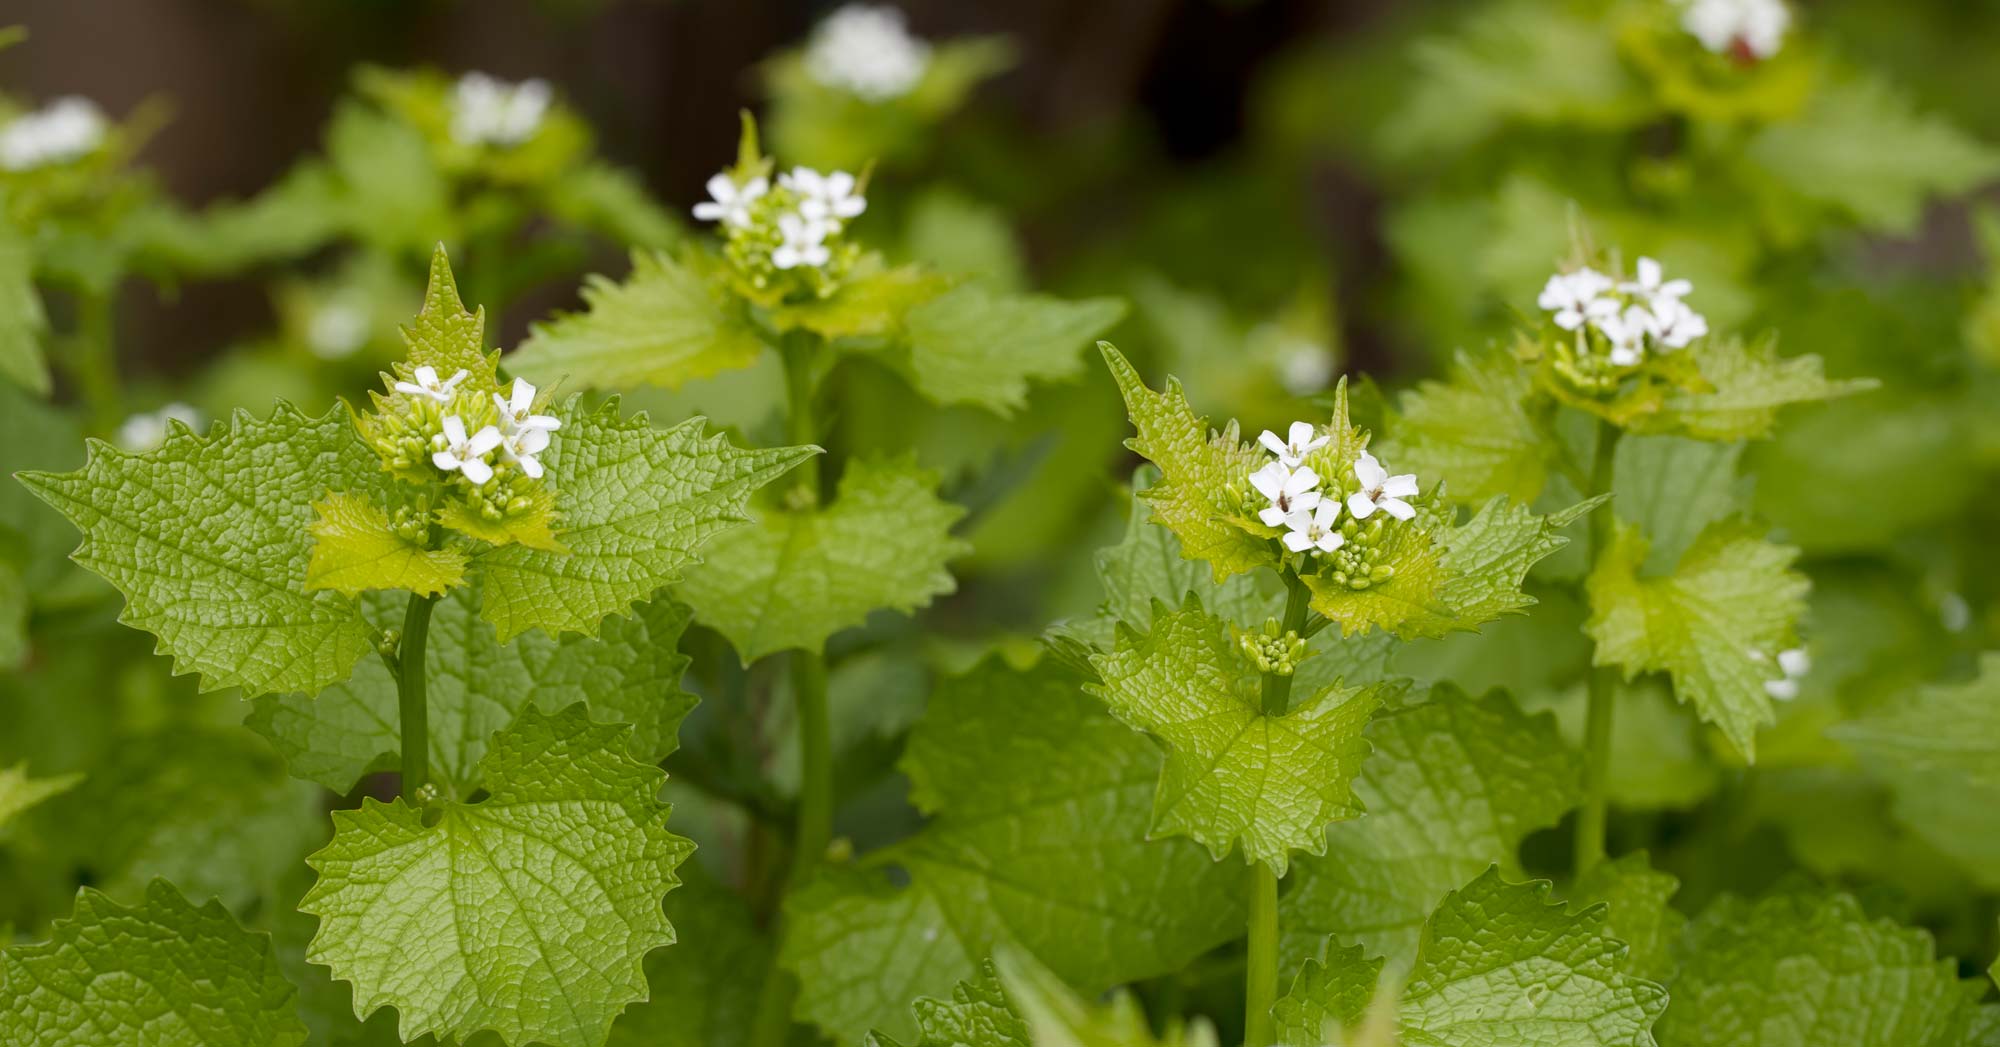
[1574,419,1622,872]
[396,590,439,803]
[1245,570,1311,1047]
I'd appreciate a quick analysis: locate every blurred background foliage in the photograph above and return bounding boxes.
[4,0,2000,1039]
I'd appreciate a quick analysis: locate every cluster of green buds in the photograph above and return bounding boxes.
[1236,619,1310,677]
[1316,514,1399,591]
[356,363,563,543]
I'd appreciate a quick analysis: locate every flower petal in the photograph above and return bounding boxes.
[1383,474,1419,499]
[1380,497,1417,522]
[1347,492,1376,519]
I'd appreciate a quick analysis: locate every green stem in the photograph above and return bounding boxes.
[1245,570,1310,1046]
[780,330,823,502]
[786,650,832,885]
[397,592,439,803]
[1574,420,1622,873]
[70,287,121,437]
[1244,862,1280,1047]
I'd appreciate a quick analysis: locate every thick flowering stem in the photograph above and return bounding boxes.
[1262,571,1313,716]
[396,590,439,803]
[1575,420,1622,873]
[69,286,122,438]
[781,329,823,503]
[1245,861,1281,1047]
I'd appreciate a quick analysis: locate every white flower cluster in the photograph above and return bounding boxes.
[1537,257,1708,367]
[1247,422,1418,556]
[805,4,933,101]
[396,367,560,485]
[450,72,552,148]
[1752,646,1811,701]
[1678,0,1790,60]
[0,97,107,172]
[116,402,202,452]
[693,165,866,272]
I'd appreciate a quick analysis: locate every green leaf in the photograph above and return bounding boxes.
[870,949,1221,1047]
[19,403,380,696]
[677,456,967,661]
[1648,337,1877,441]
[0,563,24,671]
[0,879,308,1047]
[1086,599,1389,872]
[0,762,81,831]
[1748,75,2000,234]
[304,491,468,597]
[35,727,322,912]
[781,659,1244,1045]
[1657,886,1979,1047]
[1585,519,1808,759]
[1384,349,1548,505]
[403,245,502,398]
[901,286,1126,415]
[1280,685,1582,971]
[1099,343,1274,580]
[866,960,1030,1047]
[0,223,48,395]
[770,257,952,341]
[606,865,771,1047]
[903,189,1026,293]
[470,399,817,642]
[1612,435,1748,575]
[248,582,695,798]
[1303,495,1603,640]
[1277,869,1667,1047]
[1570,853,1685,986]
[511,250,765,393]
[300,704,693,1047]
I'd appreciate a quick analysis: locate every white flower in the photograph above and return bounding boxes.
[0,96,107,172]
[491,377,562,479]
[1594,306,1658,367]
[1753,646,1811,700]
[1249,461,1322,527]
[1537,268,1619,331]
[450,72,552,147]
[432,415,504,486]
[1347,450,1418,521]
[1283,501,1346,555]
[804,4,933,101]
[1619,257,1694,306]
[1680,0,1790,60]
[1275,337,1335,396]
[394,365,469,404]
[306,302,370,359]
[115,402,201,452]
[1648,296,1709,350]
[771,211,833,270]
[780,167,867,226]
[1258,420,1330,468]
[691,171,770,228]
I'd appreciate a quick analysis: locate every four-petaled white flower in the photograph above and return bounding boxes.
[1249,461,1322,527]
[450,72,552,147]
[772,212,834,270]
[804,4,933,101]
[1283,501,1346,555]
[1347,450,1419,521]
[0,96,107,172]
[432,416,504,486]
[1620,256,1693,305]
[116,402,202,452]
[1753,646,1811,700]
[1595,306,1657,367]
[1537,268,1619,331]
[1258,420,1330,468]
[394,365,470,404]
[1649,297,1709,350]
[692,171,770,228]
[781,167,868,226]
[492,377,563,479]
[1679,0,1791,60]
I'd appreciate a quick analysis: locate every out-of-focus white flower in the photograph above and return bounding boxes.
[804,4,933,100]
[306,302,371,359]
[1258,420,1330,468]
[1273,336,1336,396]
[1649,296,1709,350]
[0,96,108,172]
[692,171,770,228]
[1283,501,1346,555]
[781,167,867,225]
[1347,450,1418,522]
[1753,646,1811,700]
[1679,0,1791,60]
[771,212,833,270]
[1537,268,1618,331]
[491,378,562,479]
[450,72,552,147]
[394,366,469,404]
[432,415,503,486]
[1619,256,1693,306]
[1249,461,1322,527]
[116,402,202,452]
